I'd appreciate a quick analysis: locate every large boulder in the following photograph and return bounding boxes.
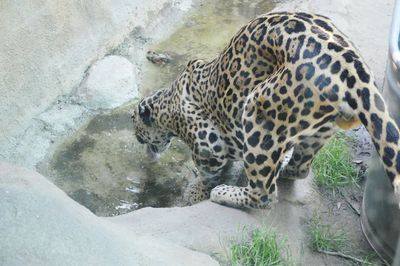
[0,162,217,266]
[77,56,138,110]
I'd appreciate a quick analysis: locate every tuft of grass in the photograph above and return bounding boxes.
[312,132,360,189]
[230,228,291,266]
[308,215,348,252]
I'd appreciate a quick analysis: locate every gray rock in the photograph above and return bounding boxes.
[0,162,218,266]
[78,56,138,110]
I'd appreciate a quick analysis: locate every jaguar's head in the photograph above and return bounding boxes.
[131,99,172,160]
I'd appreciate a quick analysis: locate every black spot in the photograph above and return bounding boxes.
[284,19,306,34]
[359,87,370,111]
[198,130,207,140]
[268,15,289,26]
[261,195,269,203]
[282,70,293,86]
[354,60,370,83]
[314,74,331,90]
[286,35,306,64]
[209,158,221,167]
[251,24,268,44]
[304,37,322,59]
[276,125,286,135]
[346,76,356,89]
[256,154,268,165]
[296,12,313,18]
[248,17,267,32]
[314,18,333,32]
[278,112,288,121]
[295,63,315,81]
[234,34,249,54]
[328,42,343,52]
[342,51,356,63]
[262,120,274,131]
[310,25,330,40]
[319,105,334,113]
[344,91,358,109]
[288,114,297,123]
[304,87,313,98]
[294,84,304,97]
[359,112,368,126]
[386,121,399,144]
[316,53,332,69]
[319,126,331,132]
[330,61,341,74]
[301,154,313,164]
[333,34,349,47]
[313,115,336,128]
[374,94,385,112]
[300,120,310,129]
[236,131,244,141]
[248,131,261,147]
[371,113,383,139]
[324,84,339,101]
[301,108,311,116]
[263,100,271,109]
[246,153,255,164]
[271,148,282,163]
[213,145,222,153]
[251,170,258,176]
[245,122,253,133]
[208,132,218,143]
[249,180,256,189]
[383,147,395,167]
[272,94,281,102]
[267,110,276,119]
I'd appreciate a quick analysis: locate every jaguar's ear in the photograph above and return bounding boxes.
[139,104,153,127]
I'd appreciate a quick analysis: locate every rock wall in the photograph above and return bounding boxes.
[0,0,191,165]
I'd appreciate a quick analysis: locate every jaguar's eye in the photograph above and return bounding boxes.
[136,135,146,144]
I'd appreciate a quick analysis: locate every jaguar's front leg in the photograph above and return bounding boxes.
[183,155,230,205]
[183,123,230,205]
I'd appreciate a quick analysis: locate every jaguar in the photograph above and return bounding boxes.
[131,12,400,209]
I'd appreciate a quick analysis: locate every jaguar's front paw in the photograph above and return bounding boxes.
[210,184,272,209]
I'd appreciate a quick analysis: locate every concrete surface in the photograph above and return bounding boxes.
[0,162,218,266]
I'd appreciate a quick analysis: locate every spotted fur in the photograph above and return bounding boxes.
[132,12,400,209]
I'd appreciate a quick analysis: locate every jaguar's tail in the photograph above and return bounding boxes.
[342,73,400,207]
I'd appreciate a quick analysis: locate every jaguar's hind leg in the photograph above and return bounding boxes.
[280,123,336,180]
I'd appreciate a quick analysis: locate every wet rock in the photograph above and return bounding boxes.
[0,162,218,266]
[77,56,137,110]
[146,50,172,65]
